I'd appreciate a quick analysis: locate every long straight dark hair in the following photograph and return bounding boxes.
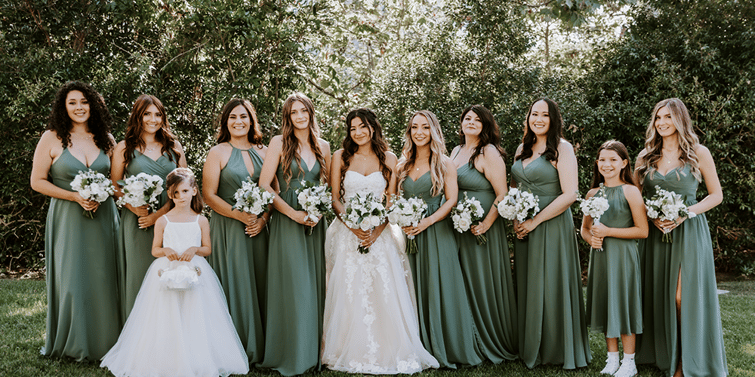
[515,98,565,163]
[590,140,636,188]
[458,104,505,166]
[339,108,391,198]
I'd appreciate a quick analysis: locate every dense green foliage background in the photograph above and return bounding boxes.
[1,0,753,274]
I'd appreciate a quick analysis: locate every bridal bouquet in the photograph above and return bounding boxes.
[386,195,427,254]
[116,172,164,214]
[296,181,332,235]
[577,184,610,250]
[452,192,487,245]
[342,192,386,254]
[645,185,690,243]
[158,262,202,291]
[232,177,275,216]
[497,187,540,223]
[70,169,115,219]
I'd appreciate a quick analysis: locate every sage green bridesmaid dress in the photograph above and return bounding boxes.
[117,151,176,322]
[510,155,591,369]
[455,163,518,363]
[42,148,121,361]
[585,184,643,338]
[209,145,268,365]
[400,172,483,368]
[259,159,327,376]
[636,165,727,377]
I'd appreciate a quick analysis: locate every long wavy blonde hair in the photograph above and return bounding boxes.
[396,110,447,197]
[636,98,701,183]
[279,92,328,185]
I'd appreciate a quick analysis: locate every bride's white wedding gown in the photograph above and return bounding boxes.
[322,171,439,374]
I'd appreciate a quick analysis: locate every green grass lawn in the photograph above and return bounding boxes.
[1,279,753,376]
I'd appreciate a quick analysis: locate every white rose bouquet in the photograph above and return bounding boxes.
[386,195,427,254]
[645,185,690,243]
[452,192,487,245]
[70,169,115,219]
[232,177,275,217]
[342,192,386,254]
[497,187,541,223]
[296,181,332,235]
[577,184,610,250]
[117,172,164,216]
[158,262,202,291]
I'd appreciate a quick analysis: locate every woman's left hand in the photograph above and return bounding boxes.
[471,221,492,236]
[590,222,610,238]
[515,218,538,239]
[403,217,431,238]
[245,217,267,237]
[178,248,197,262]
[138,212,159,229]
[660,216,686,233]
[360,228,382,248]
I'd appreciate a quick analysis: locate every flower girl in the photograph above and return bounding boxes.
[101,168,248,377]
[580,141,648,377]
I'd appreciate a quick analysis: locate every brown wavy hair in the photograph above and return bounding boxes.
[166,167,204,213]
[515,98,565,163]
[396,110,447,197]
[458,104,505,166]
[123,94,181,165]
[590,140,636,188]
[279,93,328,185]
[215,98,263,146]
[47,81,114,153]
[339,108,392,198]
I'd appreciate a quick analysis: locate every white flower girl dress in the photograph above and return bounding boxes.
[101,215,248,377]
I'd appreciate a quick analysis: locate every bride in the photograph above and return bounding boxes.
[322,108,439,374]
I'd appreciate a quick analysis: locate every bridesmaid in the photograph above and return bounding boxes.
[510,98,591,369]
[258,93,331,376]
[111,94,186,322]
[30,81,120,361]
[398,110,483,368]
[450,104,518,363]
[203,98,270,366]
[634,98,727,377]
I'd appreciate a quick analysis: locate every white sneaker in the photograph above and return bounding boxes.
[613,359,638,377]
[600,357,620,375]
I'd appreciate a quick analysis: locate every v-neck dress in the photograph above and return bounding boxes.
[510,155,591,369]
[400,171,484,368]
[455,163,518,363]
[259,159,327,376]
[209,146,269,366]
[42,148,121,361]
[117,150,177,322]
[636,164,727,377]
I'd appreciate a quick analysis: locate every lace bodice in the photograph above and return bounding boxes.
[342,171,387,202]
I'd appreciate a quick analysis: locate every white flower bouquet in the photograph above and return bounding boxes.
[116,172,164,214]
[296,181,332,235]
[342,192,386,254]
[232,177,275,216]
[158,262,201,291]
[497,187,541,223]
[577,184,610,250]
[452,192,487,245]
[645,185,689,243]
[386,195,427,254]
[70,169,115,219]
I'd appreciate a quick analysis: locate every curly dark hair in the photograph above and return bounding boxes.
[458,104,505,167]
[123,94,181,166]
[515,98,565,163]
[339,108,392,199]
[215,98,264,146]
[47,81,114,153]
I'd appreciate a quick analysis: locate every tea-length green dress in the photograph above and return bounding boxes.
[455,164,518,362]
[511,155,590,369]
[401,171,483,368]
[259,159,327,376]
[209,146,268,365]
[636,165,727,377]
[117,150,176,322]
[42,148,121,361]
[585,184,643,338]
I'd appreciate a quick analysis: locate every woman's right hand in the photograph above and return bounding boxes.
[235,211,257,226]
[402,217,431,238]
[293,210,320,227]
[162,247,179,261]
[651,218,675,233]
[126,203,149,217]
[349,227,372,241]
[73,193,99,212]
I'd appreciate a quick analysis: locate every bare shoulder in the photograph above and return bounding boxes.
[622,183,642,198]
[174,139,185,152]
[514,143,524,158]
[585,187,599,199]
[155,215,168,226]
[114,140,127,151]
[694,144,713,159]
[268,135,284,148]
[207,142,231,158]
[450,145,461,156]
[558,138,574,152]
[385,151,398,164]
[332,149,344,160]
[318,138,330,152]
[198,215,210,226]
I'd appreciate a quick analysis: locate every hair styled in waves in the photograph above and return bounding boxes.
[396,110,447,197]
[279,92,328,185]
[123,94,181,165]
[590,140,636,188]
[339,108,392,199]
[47,81,114,153]
[636,98,702,183]
[166,167,204,214]
[515,98,565,163]
[458,104,505,166]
